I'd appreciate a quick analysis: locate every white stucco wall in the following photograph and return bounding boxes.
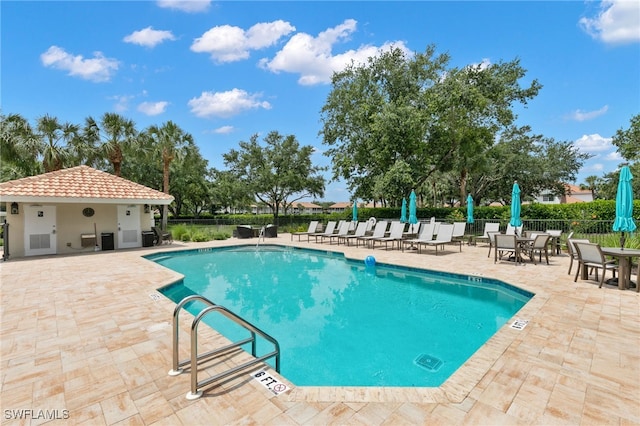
[3,202,155,258]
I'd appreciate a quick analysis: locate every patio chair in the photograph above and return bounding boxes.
[506,224,524,237]
[320,220,351,244]
[560,231,574,254]
[291,220,319,241]
[356,220,388,248]
[494,234,521,265]
[545,229,562,255]
[566,238,590,275]
[573,242,618,288]
[402,222,435,252]
[235,225,255,239]
[475,222,500,246]
[523,233,552,264]
[339,221,368,246]
[309,220,337,243]
[370,221,406,250]
[263,224,277,238]
[152,226,173,245]
[486,231,503,258]
[417,223,455,255]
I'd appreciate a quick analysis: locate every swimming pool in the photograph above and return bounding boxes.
[150,245,533,387]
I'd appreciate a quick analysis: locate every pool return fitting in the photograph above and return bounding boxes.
[169,295,281,400]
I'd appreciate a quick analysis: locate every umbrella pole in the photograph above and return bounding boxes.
[620,232,625,250]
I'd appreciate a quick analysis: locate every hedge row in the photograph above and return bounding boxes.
[173,200,639,223]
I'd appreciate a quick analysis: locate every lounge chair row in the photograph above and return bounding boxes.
[293,220,466,254]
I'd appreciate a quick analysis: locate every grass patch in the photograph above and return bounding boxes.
[168,224,232,242]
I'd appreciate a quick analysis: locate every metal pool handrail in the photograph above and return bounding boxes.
[168,295,281,400]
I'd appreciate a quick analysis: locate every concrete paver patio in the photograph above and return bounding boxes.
[1,234,638,425]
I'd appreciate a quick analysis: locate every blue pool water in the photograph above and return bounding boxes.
[149,245,532,387]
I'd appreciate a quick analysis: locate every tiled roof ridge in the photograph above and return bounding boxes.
[0,165,173,201]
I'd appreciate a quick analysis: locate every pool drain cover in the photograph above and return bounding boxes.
[414,354,443,371]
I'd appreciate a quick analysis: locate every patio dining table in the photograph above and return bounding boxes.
[599,247,640,291]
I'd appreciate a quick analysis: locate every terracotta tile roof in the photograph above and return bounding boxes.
[0,165,174,204]
[329,202,352,209]
[293,202,322,208]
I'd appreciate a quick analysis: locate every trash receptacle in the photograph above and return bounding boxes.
[142,231,155,247]
[101,232,114,251]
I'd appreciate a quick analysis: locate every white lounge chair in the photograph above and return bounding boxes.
[371,221,406,250]
[309,221,337,242]
[418,223,455,255]
[475,222,500,248]
[321,220,351,244]
[402,222,435,252]
[291,220,319,241]
[506,224,524,237]
[339,222,368,246]
[452,222,467,245]
[356,221,388,248]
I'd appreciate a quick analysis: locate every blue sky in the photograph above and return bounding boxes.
[2,0,639,202]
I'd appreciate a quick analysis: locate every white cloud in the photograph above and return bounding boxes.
[574,133,613,153]
[109,94,135,112]
[157,0,211,13]
[605,151,623,161]
[579,0,640,44]
[191,20,295,63]
[213,126,234,134]
[40,46,119,82]
[586,163,605,173]
[188,88,271,118]
[137,101,169,116]
[566,105,609,122]
[259,19,410,85]
[124,27,176,48]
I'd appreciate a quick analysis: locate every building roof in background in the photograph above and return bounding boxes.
[0,166,174,204]
[329,202,352,209]
[293,202,323,208]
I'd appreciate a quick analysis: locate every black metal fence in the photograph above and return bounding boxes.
[168,216,632,247]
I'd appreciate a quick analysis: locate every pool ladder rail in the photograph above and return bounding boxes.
[169,295,281,400]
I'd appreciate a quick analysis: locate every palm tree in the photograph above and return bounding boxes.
[35,115,79,172]
[146,121,193,229]
[580,175,599,200]
[0,113,41,180]
[84,113,137,176]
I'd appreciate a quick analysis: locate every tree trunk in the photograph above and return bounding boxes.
[460,168,468,206]
[162,158,171,230]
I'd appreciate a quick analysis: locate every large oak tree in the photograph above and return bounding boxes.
[222,131,326,221]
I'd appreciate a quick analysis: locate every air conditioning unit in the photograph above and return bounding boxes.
[81,233,96,248]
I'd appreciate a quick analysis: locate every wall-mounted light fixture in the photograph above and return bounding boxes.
[144,204,150,213]
[10,202,19,215]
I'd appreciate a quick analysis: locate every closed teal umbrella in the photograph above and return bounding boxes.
[352,201,358,222]
[400,198,407,223]
[466,194,474,224]
[612,166,636,249]
[509,181,522,227]
[409,190,418,231]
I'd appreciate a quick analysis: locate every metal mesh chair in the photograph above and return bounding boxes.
[573,242,618,288]
[494,234,521,265]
